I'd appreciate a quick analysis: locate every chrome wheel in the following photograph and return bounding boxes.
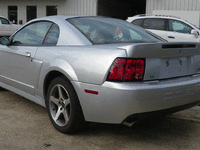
[49,84,71,127]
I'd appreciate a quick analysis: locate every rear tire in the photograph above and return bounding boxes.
[46,76,87,134]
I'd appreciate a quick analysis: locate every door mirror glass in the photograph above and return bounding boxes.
[191,29,199,37]
[0,37,11,45]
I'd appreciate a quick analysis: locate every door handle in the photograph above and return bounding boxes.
[168,36,175,39]
[25,52,31,57]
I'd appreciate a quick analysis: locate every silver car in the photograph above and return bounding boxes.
[0,16,200,133]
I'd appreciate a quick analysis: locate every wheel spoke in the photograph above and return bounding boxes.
[58,85,64,100]
[53,106,62,121]
[50,96,59,106]
[63,110,69,123]
[49,82,72,127]
[64,98,70,107]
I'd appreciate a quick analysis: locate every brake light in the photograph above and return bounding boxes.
[107,58,145,81]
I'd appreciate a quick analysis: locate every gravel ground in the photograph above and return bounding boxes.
[0,90,200,150]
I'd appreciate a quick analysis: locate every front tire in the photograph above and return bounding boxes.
[46,76,87,134]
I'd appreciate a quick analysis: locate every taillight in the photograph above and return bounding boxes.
[107,58,145,81]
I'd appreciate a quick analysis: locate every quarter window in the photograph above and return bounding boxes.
[168,19,193,34]
[44,24,60,45]
[143,19,165,30]
[12,21,53,46]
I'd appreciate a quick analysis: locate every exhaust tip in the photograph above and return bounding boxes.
[122,120,138,127]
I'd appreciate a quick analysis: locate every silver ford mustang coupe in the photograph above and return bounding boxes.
[0,16,200,133]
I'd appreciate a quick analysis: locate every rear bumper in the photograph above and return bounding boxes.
[72,74,200,124]
[123,100,200,123]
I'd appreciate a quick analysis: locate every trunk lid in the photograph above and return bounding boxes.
[118,42,200,81]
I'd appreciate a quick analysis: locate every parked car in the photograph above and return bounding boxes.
[127,15,200,42]
[0,16,21,37]
[0,16,200,133]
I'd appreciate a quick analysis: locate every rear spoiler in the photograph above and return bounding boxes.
[118,42,200,58]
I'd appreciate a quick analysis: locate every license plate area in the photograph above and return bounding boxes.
[144,57,192,80]
[160,57,191,78]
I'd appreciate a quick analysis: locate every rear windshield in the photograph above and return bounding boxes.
[67,17,163,44]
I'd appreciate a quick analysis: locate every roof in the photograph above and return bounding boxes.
[27,15,98,23]
[127,15,185,23]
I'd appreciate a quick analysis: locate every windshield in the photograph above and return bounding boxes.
[67,17,163,44]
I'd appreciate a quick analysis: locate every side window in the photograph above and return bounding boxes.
[43,24,60,45]
[169,19,193,34]
[143,19,165,30]
[131,19,143,27]
[1,18,10,25]
[12,21,53,45]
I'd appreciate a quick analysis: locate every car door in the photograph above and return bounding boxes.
[166,19,199,42]
[0,17,14,36]
[142,18,168,40]
[0,21,53,95]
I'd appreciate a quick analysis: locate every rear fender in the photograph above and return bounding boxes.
[36,58,78,99]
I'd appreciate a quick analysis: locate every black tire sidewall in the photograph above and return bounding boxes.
[46,76,84,133]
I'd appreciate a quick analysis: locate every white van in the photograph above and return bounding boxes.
[127,15,200,42]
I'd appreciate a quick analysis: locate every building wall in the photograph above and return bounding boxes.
[66,0,97,15]
[146,0,200,15]
[0,0,97,24]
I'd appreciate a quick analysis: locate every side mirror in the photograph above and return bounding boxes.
[191,29,199,37]
[0,37,11,45]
